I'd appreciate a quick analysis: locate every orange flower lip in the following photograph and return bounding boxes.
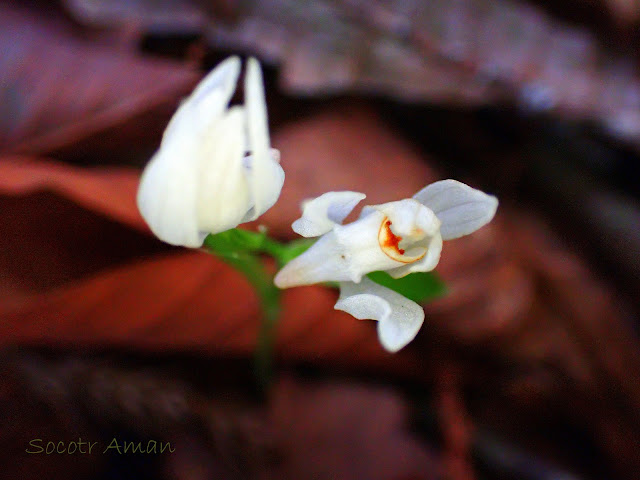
[378,217,426,263]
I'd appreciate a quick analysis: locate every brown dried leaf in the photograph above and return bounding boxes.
[0,156,145,231]
[0,3,199,155]
[82,0,640,146]
[0,246,423,375]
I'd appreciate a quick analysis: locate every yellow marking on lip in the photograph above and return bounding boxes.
[378,217,426,263]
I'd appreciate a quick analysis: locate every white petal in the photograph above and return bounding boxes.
[387,231,443,278]
[413,180,498,240]
[292,191,366,237]
[373,199,441,239]
[196,106,252,234]
[245,57,285,220]
[163,56,240,144]
[335,278,425,352]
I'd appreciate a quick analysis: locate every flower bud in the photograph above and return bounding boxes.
[137,57,284,247]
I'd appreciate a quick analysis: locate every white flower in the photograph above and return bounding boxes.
[274,180,498,352]
[137,56,284,247]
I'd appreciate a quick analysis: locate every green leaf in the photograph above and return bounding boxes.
[203,229,315,268]
[367,270,446,303]
[203,229,267,255]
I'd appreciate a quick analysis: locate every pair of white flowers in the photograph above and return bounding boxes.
[138,57,498,352]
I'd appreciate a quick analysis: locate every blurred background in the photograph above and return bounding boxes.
[1,0,639,479]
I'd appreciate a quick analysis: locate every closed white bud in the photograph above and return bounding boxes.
[137,56,284,247]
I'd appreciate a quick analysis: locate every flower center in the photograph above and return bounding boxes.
[378,217,426,263]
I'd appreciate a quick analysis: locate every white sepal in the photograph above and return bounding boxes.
[273,230,362,287]
[335,278,425,352]
[413,179,498,240]
[137,140,202,247]
[274,230,349,287]
[292,191,366,237]
[163,56,241,145]
[244,57,285,221]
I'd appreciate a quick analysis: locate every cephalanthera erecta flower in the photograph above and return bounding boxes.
[274,181,498,352]
[137,56,284,247]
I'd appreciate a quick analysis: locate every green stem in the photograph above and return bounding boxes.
[224,255,280,389]
[201,229,314,390]
[203,234,282,390]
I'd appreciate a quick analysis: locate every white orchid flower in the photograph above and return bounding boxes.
[137,56,285,247]
[274,180,498,352]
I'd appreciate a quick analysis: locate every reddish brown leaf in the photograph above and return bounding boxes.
[0,247,423,377]
[0,3,199,155]
[0,156,145,232]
